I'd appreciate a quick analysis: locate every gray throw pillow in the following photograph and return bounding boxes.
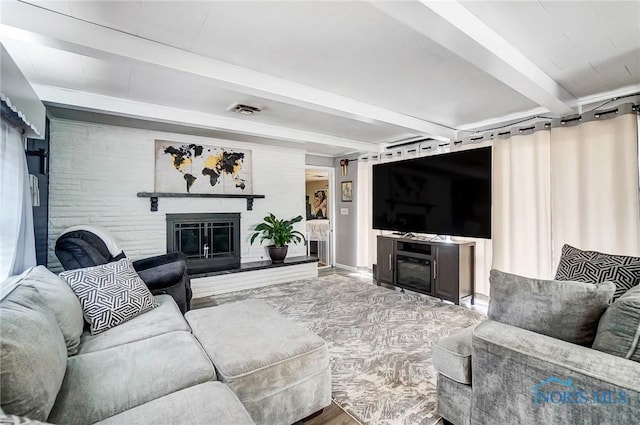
[555,244,640,300]
[18,266,84,355]
[0,285,67,421]
[488,269,615,346]
[59,258,158,335]
[592,285,640,361]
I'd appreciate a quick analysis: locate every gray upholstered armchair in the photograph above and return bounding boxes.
[433,269,640,425]
[434,320,640,425]
[55,225,192,313]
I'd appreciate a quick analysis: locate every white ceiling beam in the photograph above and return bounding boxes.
[34,84,380,152]
[458,83,640,132]
[0,1,455,141]
[371,1,577,117]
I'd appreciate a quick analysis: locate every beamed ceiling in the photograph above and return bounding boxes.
[1,1,639,156]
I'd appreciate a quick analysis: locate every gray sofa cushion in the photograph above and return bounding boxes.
[16,266,84,355]
[48,331,215,425]
[59,259,157,335]
[555,244,640,300]
[94,382,255,425]
[77,294,190,354]
[0,286,67,421]
[432,324,478,385]
[593,285,640,361]
[186,300,328,396]
[488,269,614,346]
[186,300,331,425]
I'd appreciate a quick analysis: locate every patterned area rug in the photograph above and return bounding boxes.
[214,275,485,425]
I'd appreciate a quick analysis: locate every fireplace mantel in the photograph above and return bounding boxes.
[137,192,266,211]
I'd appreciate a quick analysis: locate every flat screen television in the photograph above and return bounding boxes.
[372,146,492,239]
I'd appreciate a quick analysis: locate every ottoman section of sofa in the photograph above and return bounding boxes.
[95,382,255,425]
[48,331,215,425]
[186,300,332,425]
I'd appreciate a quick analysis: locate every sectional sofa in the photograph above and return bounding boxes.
[0,265,332,424]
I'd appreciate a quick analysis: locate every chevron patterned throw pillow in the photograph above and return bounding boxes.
[59,259,158,335]
[555,244,640,300]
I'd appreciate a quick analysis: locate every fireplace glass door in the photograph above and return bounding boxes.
[167,213,240,273]
[174,222,235,260]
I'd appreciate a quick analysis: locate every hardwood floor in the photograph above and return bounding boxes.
[299,403,360,425]
[190,295,217,309]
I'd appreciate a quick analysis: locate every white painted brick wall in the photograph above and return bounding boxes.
[48,119,308,272]
[192,262,318,298]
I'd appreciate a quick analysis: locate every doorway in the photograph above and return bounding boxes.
[305,167,335,269]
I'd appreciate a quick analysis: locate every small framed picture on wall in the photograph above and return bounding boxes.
[341,181,353,202]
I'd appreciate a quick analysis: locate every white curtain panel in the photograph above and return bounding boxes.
[0,119,36,281]
[550,113,640,265]
[492,131,553,279]
[471,239,493,297]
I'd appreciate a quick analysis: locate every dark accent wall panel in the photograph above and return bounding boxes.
[26,118,49,266]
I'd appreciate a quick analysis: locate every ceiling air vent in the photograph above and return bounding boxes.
[227,103,262,115]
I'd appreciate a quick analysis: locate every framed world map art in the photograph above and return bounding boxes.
[154,140,253,194]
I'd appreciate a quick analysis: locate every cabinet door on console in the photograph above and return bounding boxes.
[377,237,394,284]
[433,245,460,302]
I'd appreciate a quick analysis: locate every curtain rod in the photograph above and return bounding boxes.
[359,102,639,161]
[457,102,638,145]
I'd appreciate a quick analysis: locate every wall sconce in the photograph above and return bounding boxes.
[340,159,349,176]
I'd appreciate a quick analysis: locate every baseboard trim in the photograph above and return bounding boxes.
[335,263,358,272]
[474,293,489,304]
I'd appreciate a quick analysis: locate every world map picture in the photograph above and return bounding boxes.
[155,140,253,194]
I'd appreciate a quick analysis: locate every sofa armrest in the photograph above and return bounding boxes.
[132,252,187,291]
[471,320,640,425]
[132,252,187,273]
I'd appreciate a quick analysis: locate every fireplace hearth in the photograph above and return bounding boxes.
[166,213,240,274]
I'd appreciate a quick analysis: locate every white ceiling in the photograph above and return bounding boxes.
[461,1,640,98]
[1,1,639,156]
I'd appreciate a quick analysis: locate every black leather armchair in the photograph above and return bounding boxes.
[55,226,192,313]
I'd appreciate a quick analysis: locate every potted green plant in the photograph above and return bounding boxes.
[250,213,306,263]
